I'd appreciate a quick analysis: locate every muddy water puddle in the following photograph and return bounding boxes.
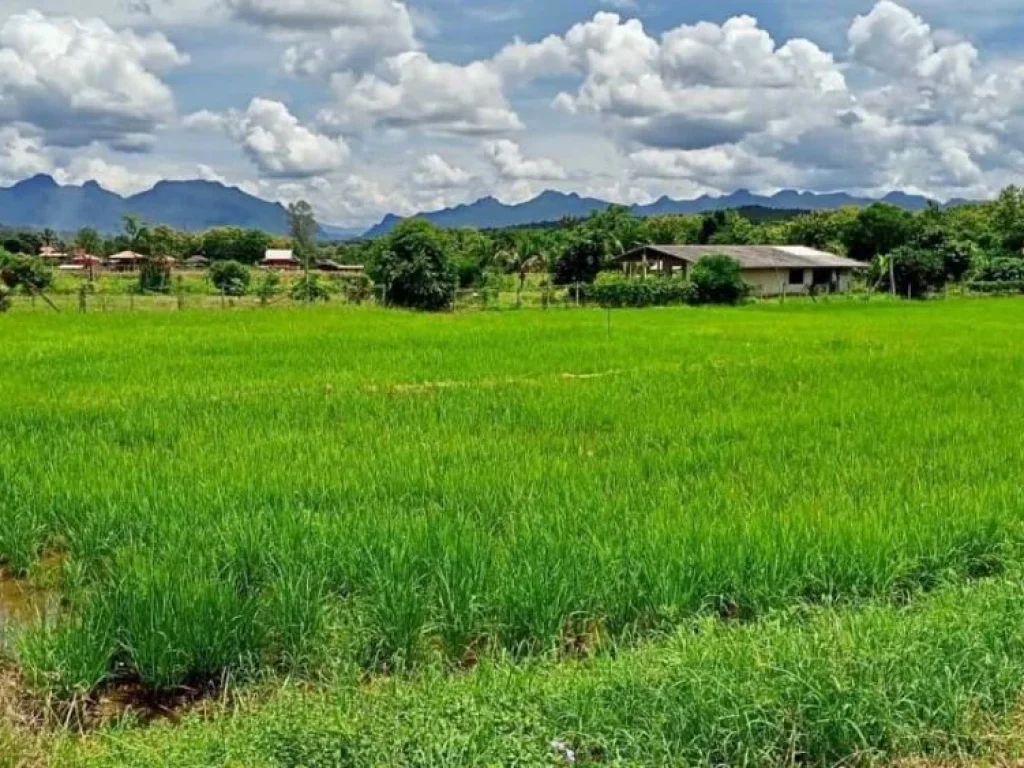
[0,557,63,639]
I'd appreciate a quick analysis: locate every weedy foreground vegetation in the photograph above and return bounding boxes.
[2,299,1024,765]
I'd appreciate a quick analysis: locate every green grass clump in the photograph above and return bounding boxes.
[64,578,1024,767]
[1,301,1024,692]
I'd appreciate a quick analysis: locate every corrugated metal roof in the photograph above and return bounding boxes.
[621,245,868,270]
[263,249,297,261]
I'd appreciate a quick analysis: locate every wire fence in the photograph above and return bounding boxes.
[4,279,975,315]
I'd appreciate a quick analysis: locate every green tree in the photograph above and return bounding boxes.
[884,246,947,298]
[208,260,251,296]
[689,255,749,305]
[122,214,150,253]
[992,186,1024,254]
[288,201,319,302]
[497,237,547,308]
[371,219,456,311]
[845,203,916,262]
[0,249,57,310]
[554,233,606,285]
[75,227,102,256]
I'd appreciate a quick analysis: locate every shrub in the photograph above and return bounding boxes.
[137,258,172,294]
[0,283,9,313]
[0,252,54,294]
[255,271,282,305]
[689,255,750,305]
[344,274,374,305]
[966,280,1024,295]
[208,260,251,296]
[583,273,695,308]
[289,274,332,302]
[975,257,1024,283]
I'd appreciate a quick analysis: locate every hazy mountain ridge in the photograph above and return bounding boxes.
[0,175,291,234]
[0,175,969,240]
[365,188,949,238]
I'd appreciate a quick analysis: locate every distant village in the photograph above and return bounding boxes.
[36,245,365,277]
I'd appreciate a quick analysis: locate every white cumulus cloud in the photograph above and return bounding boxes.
[185,98,350,178]
[0,10,188,150]
[484,139,566,181]
[413,154,472,188]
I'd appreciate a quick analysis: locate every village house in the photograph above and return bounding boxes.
[616,245,869,297]
[316,259,365,276]
[107,251,145,272]
[261,249,300,270]
[38,245,67,262]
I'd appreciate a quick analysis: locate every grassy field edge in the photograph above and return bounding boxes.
[40,576,1024,767]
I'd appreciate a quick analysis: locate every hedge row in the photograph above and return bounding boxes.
[966,280,1024,295]
[582,275,697,308]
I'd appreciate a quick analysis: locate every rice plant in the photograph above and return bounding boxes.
[1,300,1023,694]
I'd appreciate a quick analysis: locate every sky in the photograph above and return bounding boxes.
[1,0,1023,227]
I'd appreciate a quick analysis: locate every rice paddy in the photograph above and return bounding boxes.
[3,298,1024,764]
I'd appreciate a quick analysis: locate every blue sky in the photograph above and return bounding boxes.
[1,0,1023,226]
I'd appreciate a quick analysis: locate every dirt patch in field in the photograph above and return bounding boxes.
[1,665,233,736]
[364,370,624,395]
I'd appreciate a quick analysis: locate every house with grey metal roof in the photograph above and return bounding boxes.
[616,245,869,297]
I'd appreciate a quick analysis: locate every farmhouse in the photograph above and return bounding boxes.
[262,249,300,270]
[316,259,364,276]
[107,251,144,272]
[184,255,209,269]
[38,246,66,262]
[617,245,869,296]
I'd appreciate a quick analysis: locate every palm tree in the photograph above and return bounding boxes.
[497,237,548,309]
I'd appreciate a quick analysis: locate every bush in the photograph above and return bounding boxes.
[208,260,251,296]
[255,271,282,305]
[689,255,750,305]
[289,274,332,302]
[583,273,696,308]
[975,257,1024,283]
[0,252,54,294]
[137,258,172,294]
[343,274,374,305]
[0,283,10,313]
[966,280,1024,295]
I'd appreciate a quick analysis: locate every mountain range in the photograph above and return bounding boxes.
[0,175,972,240]
[0,174,293,235]
[364,188,957,237]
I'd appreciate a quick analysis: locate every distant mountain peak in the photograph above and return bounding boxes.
[18,173,59,189]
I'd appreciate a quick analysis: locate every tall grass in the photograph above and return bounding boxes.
[67,578,1024,767]
[2,301,1023,691]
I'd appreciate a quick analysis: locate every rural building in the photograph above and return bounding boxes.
[617,245,868,296]
[38,246,66,262]
[262,249,300,270]
[316,259,364,276]
[107,251,144,272]
[59,254,102,276]
[184,255,209,269]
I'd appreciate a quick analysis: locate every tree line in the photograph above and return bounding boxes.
[4,186,1024,311]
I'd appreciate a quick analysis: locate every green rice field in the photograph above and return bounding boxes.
[3,299,1024,765]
